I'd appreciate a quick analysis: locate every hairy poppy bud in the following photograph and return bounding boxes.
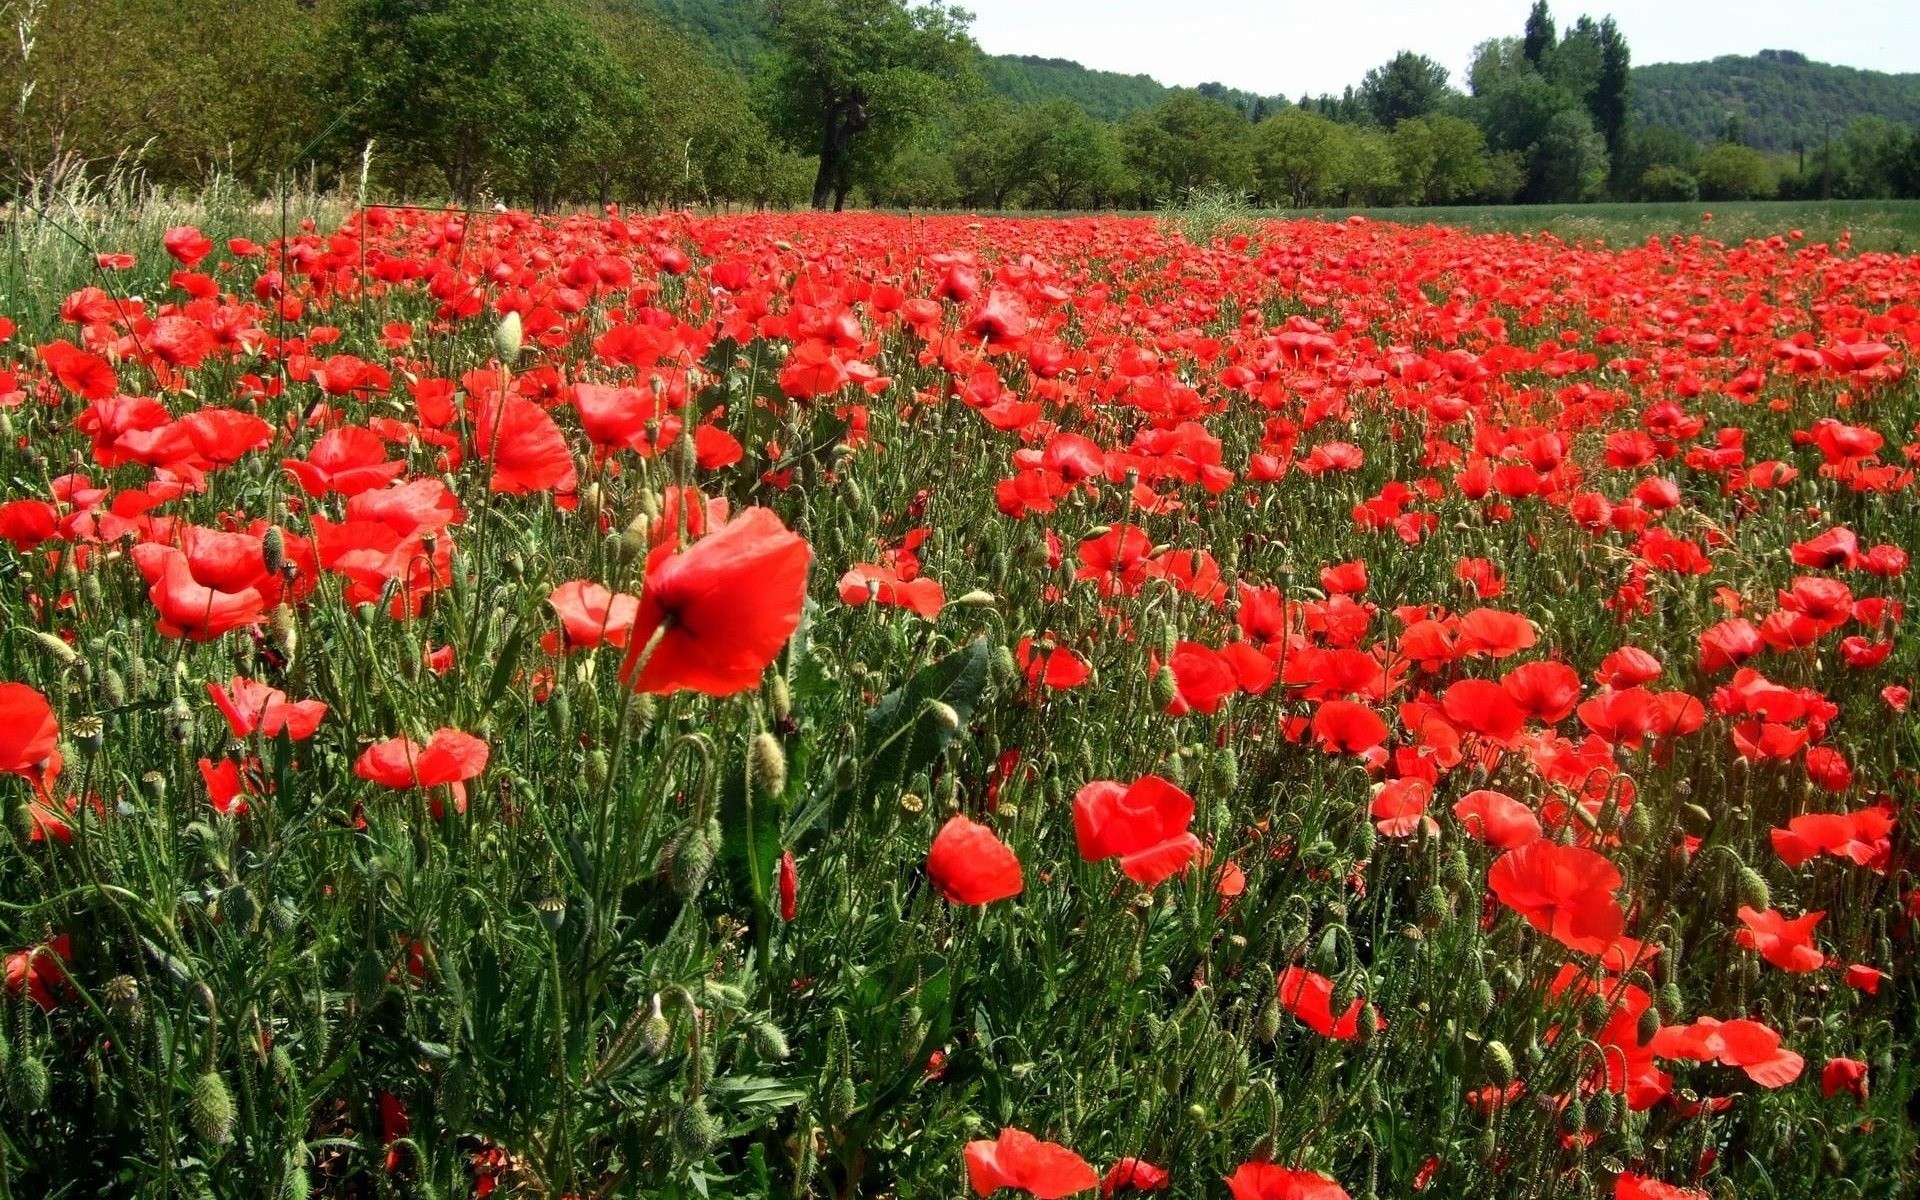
[1418,885,1452,929]
[673,1098,719,1159]
[1151,666,1179,710]
[1485,1040,1515,1085]
[751,1016,790,1061]
[190,1070,236,1145]
[751,732,787,800]
[640,995,672,1059]
[1735,865,1771,911]
[9,1054,49,1114]
[768,674,792,725]
[669,818,721,899]
[351,949,388,1010]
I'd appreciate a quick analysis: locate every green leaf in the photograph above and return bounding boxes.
[864,636,991,791]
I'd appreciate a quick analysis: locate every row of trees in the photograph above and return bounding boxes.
[1,0,1916,210]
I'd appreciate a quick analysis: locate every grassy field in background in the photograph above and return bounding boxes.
[1269,199,1920,253]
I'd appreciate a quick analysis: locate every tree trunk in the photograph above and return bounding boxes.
[812,98,869,210]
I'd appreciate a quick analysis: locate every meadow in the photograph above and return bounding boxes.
[0,195,1915,1200]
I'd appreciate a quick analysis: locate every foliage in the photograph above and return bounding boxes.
[1633,53,1920,153]
[1697,142,1776,201]
[1121,92,1256,208]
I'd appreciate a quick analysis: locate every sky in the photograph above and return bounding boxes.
[958,0,1920,98]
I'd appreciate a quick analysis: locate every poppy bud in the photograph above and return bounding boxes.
[261,526,285,576]
[1211,748,1239,793]
[190,1069,236,1145]
[1637,1005,1660,1044]
[1417,885,1452,929]
[493,310,523,363]
[1255,997,1283,1044]
[752,732,787,800]
[768,673,792,725]
[953,589,996,608]
[673,1098,719,1159]
[587,749,610,790]
[221,885,257,933]
[1472,978,1496,1019]
[547,685,572,742]
[1823,1143,1846,1175]
[1562,1097,1586,1136]
[9,1054,49,1114]
[668,818,721,899]
[1150,666,1179,710]
[641,995,672,1059]
[31,630,77,667]
[1486,1040,1515,1085]
[1735,865,1771,911]
[751,1016,790,1061]
[926,700,961,733]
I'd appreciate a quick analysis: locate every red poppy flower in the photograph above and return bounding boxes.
[1310,700,1389,756]
[1501,661,1581,724]
[545,581,640,653]
[354,728,490,813]
[1101,1158,1169,1196]
[4,934,73,1011]
[1277,966,1364,1040]
[1441,678,1527,744]
[206,676,327,740]
[472,394,576,495]
[927,815,1023,905]
[1164,642,1237,716]
[1073,775,1199,886]
[1613,1173,1706,1200]
[621,507,810,696]
[1452,789,1541,850]
[1224,1161,1351,1200]
[163,225,214,267]
[964,1128,1098,1198]
[1734,906,1825,973]
[1487,841,1625,955]
[1821,1057,1868,1103]
[0,683,60,781]
[283,426,408,497]
[839,563,944,618]
[1017,638,1091,690]
[1370,777,1433,837]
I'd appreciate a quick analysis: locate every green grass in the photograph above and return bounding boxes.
[1265,199,1920,254]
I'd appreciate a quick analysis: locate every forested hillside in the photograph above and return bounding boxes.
[1633,51,1920,151]
[2,0,1915,209]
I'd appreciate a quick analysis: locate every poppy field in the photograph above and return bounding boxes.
[0,206,1916,1200]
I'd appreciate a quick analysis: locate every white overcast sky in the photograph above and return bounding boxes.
[959,1,1919,97]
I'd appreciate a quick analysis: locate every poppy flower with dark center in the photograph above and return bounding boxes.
[1224,1160,1351,1200]
[621,507,810,696]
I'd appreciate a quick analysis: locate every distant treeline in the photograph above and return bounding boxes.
[3,0,1917,210]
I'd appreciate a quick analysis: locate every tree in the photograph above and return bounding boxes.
[948,98,1029,208]
[1337,126,1401,206]
[1698,141,1775,199]
[323,0,636,203]
[1121,92,1255,205]
[1467,38,1529,99]
[1617,124,1701,198]
[1359,52,1454,128]
[1253,108,1348,206]
[1392,114,1493,204]
[1593,17,1632,174]
[1523,0,1556,68]
[1019,101,1128,209]
[763,0,977,211]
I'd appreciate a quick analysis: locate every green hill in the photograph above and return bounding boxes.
[1631,51,1920,151]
